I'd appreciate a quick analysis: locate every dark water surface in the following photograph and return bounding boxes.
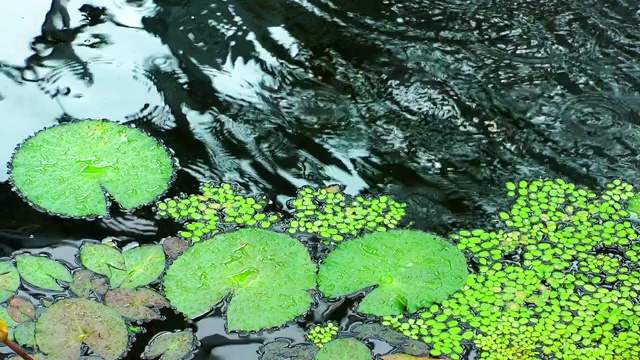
[1,0,640,359]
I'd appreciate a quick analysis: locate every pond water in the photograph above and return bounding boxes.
[1,0,640,359]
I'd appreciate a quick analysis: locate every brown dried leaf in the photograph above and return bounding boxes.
[322,184,342,193]
[161,237,190,260]
[7,296,36,322]
[104,287,170,321]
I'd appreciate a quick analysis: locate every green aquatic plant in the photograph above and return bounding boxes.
[142,330,197,360]
[155,182,278,242]
[314,338,372,360]
[382,179,640,360]
[0,261,20,302]
[307,322,339,347]
[287,185,406,242]
[9,120,176,218]
[318,230,468,316]
[162,228,317,332]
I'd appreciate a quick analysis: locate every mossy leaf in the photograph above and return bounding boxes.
[9,120,175,218]
[142,330,196,360]
[80,243,165,289]
[105,288,170,321]
[15,255,72,291]
[162,229,316,332]
[314,338,372,360]
[35,298,129,360]
[14,320,36,349]
[0,260,20,302]
[318,230,468,316]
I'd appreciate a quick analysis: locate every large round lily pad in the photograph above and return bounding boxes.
[318,230,468,316]
[162,229,317,332]
[9,120,175,217]
[35,298,129,359]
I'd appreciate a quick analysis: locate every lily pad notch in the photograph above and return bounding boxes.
[8,119,177,218]
[318,230,469,316]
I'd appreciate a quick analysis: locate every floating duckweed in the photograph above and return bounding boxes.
[286,185,406,242]
[307,322,339,347]
[154,183,277,242]
[382,179,640,359]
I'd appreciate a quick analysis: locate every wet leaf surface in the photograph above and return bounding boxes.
[161,237,190,260]
[105,287,170,321]
[15,255,72,291]
[35,298,129,360]
[9,120,175,217]
[0,260,20,302]
[80,243,165,289]
[7,296,36,322]
[314,338,372,360]
[142,330,196,360]
[318,230,468,316]
[69,269,109,298]
[163,229,316,332]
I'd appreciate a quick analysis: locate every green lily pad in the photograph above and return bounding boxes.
[15,255,72,291]
[314,338,372,360]
[14,321,36,349]
[162,229,316,332]
[142,330,196,360]
[0,260,20,302]
[35,298,129,360]
[318,230,468,316]
[80,243,166,289]
[9,120,175,218]
[105,288,170,321]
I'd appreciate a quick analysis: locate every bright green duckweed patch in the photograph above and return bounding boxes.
[287,186,406,242]
[155,183,279,242]
[382,179,640,359]
[307,322,339,347]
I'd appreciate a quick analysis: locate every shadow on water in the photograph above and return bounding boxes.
[1,0,640,358]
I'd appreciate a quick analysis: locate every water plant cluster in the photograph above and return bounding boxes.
[155,182,279,242]
[382,179,640,359]
[286,186,406,242]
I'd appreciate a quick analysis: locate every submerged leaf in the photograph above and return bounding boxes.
[105,288,170,321]
[260,339,318,360]
[161,237,190,260]
[15,255,72,291]
[80,243,165,289]
[69,269,109,298]
[314,338,372,360]
[163,229,316,332]
[142,330,196,360]
[9,120,175,217]
[35,298,129,360]
[0,260,20,302]
[7,296,36,322]
[318,230,468,316]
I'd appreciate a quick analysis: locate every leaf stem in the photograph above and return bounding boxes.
[4,338,34,360]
